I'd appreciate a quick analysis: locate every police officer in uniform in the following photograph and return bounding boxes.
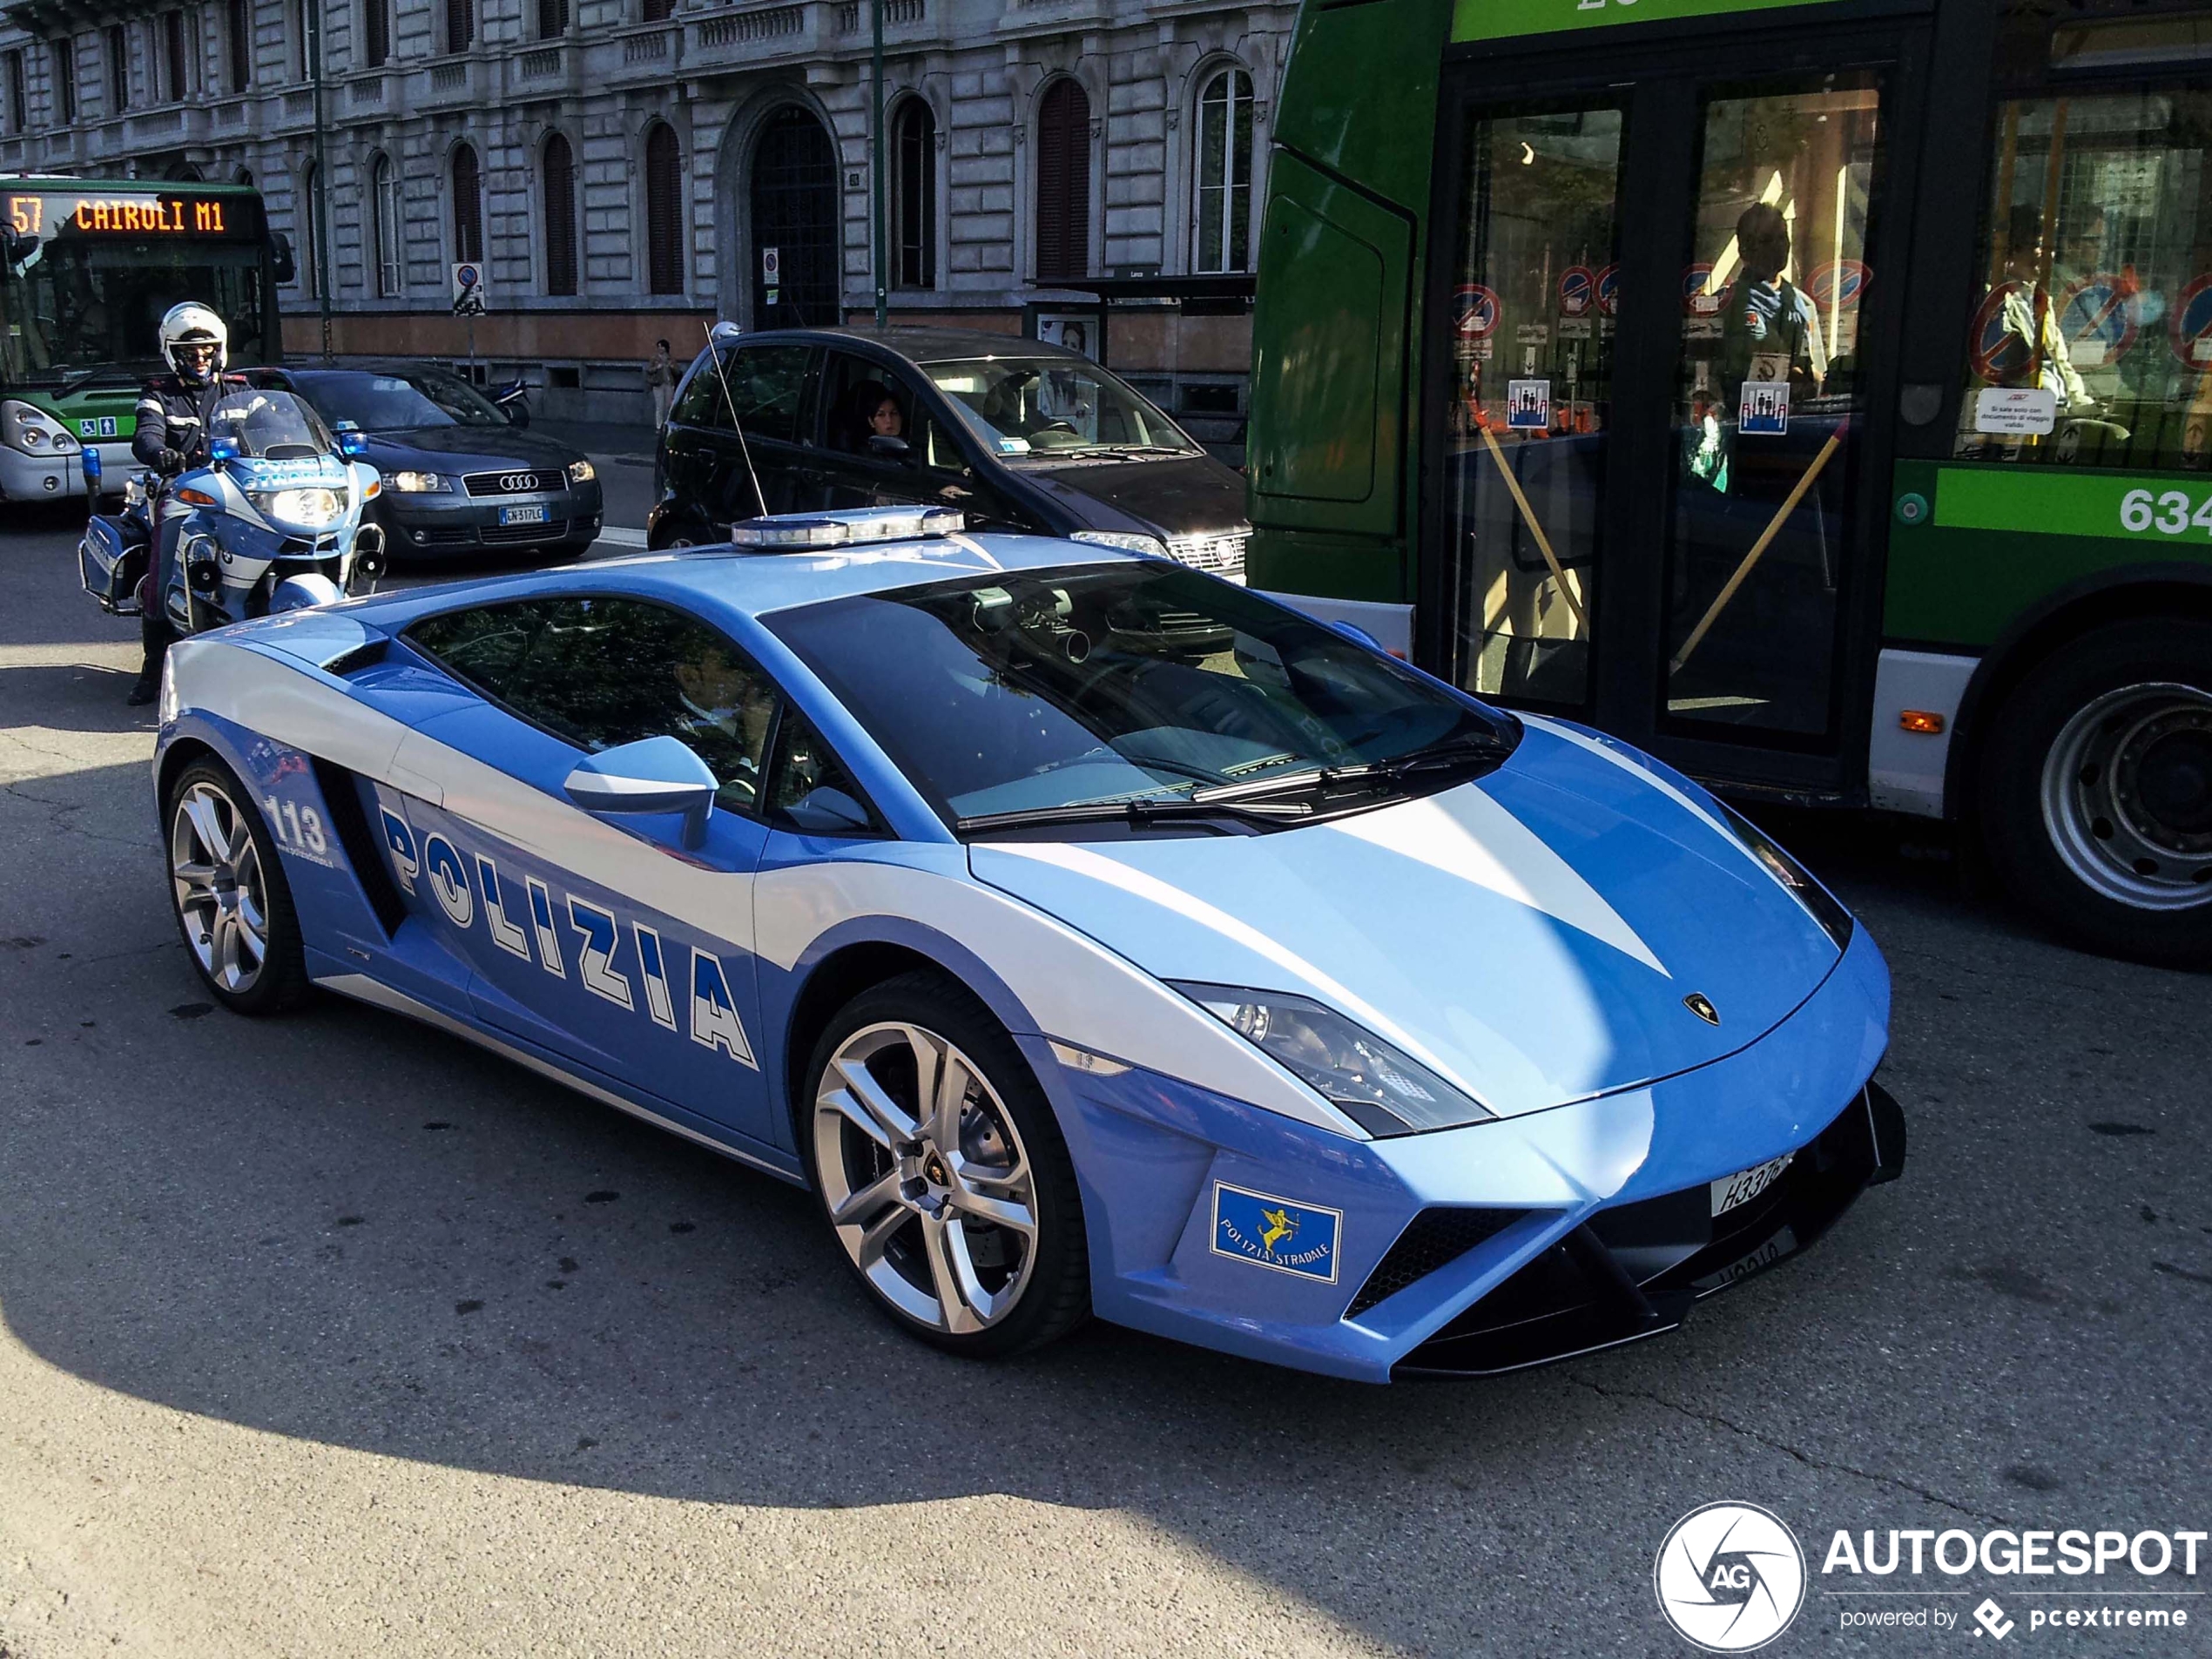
[126,302,248,705]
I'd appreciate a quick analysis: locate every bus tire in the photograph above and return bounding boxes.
[1979,618,2212,966]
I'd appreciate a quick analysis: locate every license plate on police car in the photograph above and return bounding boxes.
[498,503,548,526]
[1711,1153,1793,1217]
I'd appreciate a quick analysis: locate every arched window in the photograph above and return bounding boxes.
[1034,78,1089,283]
[543,132,578,296]
[644,121,685,296]
[1192,67,1253,275]
[371,152,403,296]
[451,142,482,265]
[892,97,935,290]
[446,0,474,52]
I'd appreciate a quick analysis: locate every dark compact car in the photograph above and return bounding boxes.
[252,364,604,562]
[648,327,1251,579]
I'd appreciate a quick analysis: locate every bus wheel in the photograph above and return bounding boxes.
[1980,618,2212,966]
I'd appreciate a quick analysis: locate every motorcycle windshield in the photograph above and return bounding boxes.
[209,390,335,462]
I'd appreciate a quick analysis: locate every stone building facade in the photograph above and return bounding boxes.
[0,0,1290,437]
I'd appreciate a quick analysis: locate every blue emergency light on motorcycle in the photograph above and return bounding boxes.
[80,447,101,487]
[332,420,370,458]
[208,435,240,462]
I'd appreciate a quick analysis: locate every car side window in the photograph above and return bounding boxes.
[766,707,882,836]
[671,344,811,443]
[813,350,944,466]
[409,597,781,814]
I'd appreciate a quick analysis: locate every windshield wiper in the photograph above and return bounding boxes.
[1186,732,1514,806]
[956,794,1314,834]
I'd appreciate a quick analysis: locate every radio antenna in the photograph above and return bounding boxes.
[704,322,767,519]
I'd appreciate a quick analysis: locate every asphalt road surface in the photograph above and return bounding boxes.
[3,479,2209,1658]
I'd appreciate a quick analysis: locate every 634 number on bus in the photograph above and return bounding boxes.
[2120,487,2212,537]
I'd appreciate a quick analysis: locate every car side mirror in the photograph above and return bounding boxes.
[562,735,718,849]
[780,786,871,834]
[867,433,911,460]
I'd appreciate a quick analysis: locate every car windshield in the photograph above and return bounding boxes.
[765,562,1519,832]
[921,357,1199,457]
[208,389,334,460]
[0,239,266,388]
[298,370,508,431]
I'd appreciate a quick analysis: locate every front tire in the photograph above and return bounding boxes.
[800,972,1090,1357]
[1979,618,2212,965]
[165,758,310,1014]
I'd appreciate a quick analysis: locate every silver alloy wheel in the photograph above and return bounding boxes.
[170,780,271,993]
[2041,681,2212,909]
[813,1021,1040,1334]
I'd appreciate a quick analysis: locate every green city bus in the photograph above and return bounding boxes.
[1248,0,2212,962]
[0,177,287,507]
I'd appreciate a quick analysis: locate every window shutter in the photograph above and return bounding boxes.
[452,143,482,264]
[543,134,577,297]
[645,124,684,296]
[1035,79,1089,282]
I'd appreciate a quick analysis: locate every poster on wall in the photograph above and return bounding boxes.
[1035,313,1099,359]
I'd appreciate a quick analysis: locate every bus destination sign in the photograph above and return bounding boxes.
[1453,0,1838,44]
[6,192,244,239]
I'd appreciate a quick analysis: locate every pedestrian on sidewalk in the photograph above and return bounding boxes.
[644,339,678,428]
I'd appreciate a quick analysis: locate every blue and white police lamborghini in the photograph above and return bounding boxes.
[152,507,1903,1380]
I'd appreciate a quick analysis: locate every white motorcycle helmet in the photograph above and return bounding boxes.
[158,301,228,385]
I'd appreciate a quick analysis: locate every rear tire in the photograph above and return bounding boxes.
[1979,618,2212,966]
[799,971,1090,1358]
[165,757,311,1014]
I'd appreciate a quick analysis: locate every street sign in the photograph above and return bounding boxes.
[1683,262,1726,318]
[1808,260,1870,314]
[451,262,487,315]
[1595,264,1621,319]
[1558,266,1595,319]
[2059,274,2138,367]
[1969,281,2034,384]
[1453,283,1501,341]
[2172,273,2212,368]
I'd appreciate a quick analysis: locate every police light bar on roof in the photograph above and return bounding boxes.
[725,507,965,550]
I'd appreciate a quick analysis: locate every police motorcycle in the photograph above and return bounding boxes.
[78,388,387,632]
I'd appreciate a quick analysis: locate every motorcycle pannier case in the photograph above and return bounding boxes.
[78,514,150,614]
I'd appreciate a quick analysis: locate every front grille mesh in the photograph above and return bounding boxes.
[1168,531,1248,578]
[1345,1207,1527,1319]
[462,469,565,497]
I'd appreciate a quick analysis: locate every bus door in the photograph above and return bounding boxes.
[1426,17,1931,796]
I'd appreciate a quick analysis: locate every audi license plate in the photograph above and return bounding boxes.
[1711,1153,1793,1217]
[498,502,549,526]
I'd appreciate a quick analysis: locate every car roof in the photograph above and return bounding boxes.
[715,326,1096,368]
[270,363,466,381]
[337,532,1143,632]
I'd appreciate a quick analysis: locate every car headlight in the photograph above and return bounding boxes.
[567,458,596,484]
[250,488,343,528]
[1070,529,1169,557]
[2,398,78,455]
[1168,981,1493,1136]
[388,469,449,493]
[1721,803,1853,951]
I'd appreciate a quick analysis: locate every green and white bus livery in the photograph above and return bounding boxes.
[0,178,285,504]
[1248,0,2212,962]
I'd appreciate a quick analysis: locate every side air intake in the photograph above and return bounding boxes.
[1345,1207,1528,1319]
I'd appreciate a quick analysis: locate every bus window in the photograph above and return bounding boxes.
[1439,103,1623,710]
[1957,91,2212,471]
[1661,75,1886,738]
